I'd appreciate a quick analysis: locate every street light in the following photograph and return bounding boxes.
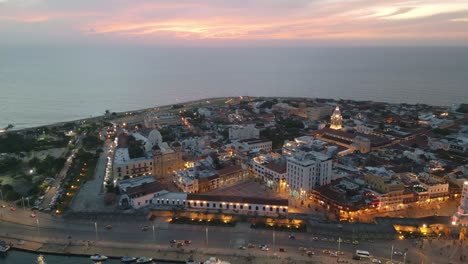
[94,222,98,241]
[152,224,156,241]
[205,225,209,246]
[390,245,394,262]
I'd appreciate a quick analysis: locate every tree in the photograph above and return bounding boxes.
[127,135,145,159]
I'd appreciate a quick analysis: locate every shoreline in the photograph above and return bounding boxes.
[5,95,453,132]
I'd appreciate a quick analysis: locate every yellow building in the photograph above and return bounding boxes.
[330,106,343,130]
[153,142,184,177]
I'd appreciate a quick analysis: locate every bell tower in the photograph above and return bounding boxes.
[330,106,342,130]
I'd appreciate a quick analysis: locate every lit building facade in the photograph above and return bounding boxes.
[286,151,332,197]
[330,106,343,130]
[453,181,468,226]
[153,142,185,177]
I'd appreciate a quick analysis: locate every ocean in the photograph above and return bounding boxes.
[0,46,467,129]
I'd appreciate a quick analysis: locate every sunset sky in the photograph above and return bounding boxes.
[1,0,468,46]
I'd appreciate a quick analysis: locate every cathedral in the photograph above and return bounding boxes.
[330,106,343,130]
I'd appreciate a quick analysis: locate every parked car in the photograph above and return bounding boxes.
[393,251,404,256]
[372,258,382,263]
[105,225,112,230]
[238,246,247,250]
[279,248,286,252]
[247,243,255,248]
[288,235,296,240]
[260,246,269,251]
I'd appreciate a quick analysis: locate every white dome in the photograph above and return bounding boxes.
[147,129,163,150]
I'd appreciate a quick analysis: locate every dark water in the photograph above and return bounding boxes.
[0,250,175,264]
[1,46,467,129]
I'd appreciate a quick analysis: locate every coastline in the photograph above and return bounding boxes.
[7,95,452,133]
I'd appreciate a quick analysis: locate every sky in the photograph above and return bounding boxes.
[1,0,468,46]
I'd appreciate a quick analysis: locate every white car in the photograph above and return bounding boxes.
[261,246,269,251]
[372,259,382,263]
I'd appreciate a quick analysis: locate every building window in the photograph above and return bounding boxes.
[233,204,236,209]
[263,207,265,211]
[255,206,259,211]
[207,203,210,207]
[226,204,230,209]
[219,204,222,208]
[270,207,273,211]
[248,206,251,210]
[283,208,286,212]
[240,205,243,209]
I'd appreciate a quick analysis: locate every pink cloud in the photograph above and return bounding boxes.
[1,0,468,44]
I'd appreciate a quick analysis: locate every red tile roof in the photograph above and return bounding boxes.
[125,181,165,197]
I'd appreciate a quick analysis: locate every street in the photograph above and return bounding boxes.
[1,204,466,263]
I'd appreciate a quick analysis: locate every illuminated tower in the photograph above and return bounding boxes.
[330,106,342,130]
[453,181,468,226]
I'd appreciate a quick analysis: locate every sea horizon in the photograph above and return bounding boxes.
[1,46,467,129]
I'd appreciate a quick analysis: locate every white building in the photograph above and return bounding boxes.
[113,148,153,178]
[252,156,287,188]
[119,181,168,209]
[186,194,288,216]
[234,138,272,153]
[144,112,180,128]
[117,175,155,193]
[286,151,332,197]
[229,124,259,141]
[453,181,468,226]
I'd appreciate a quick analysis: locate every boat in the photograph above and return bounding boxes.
[90,254,108,262]
[0,240,10,253]
[202,257,230,264]
[121,255,137,263]
[136,256,153,263]
[36,254,47,264]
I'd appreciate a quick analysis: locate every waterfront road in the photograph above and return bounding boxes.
[0,205,466,263]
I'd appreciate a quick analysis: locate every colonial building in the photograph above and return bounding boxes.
[119,181,168,209]
[330,106,343,130]
[252,156,287,189]
[234,138,272,153]
[229,124,259,141]
[113,148,153,179]
[453,181,468,226]
[186,194,288,216]
[153,142,185,177]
